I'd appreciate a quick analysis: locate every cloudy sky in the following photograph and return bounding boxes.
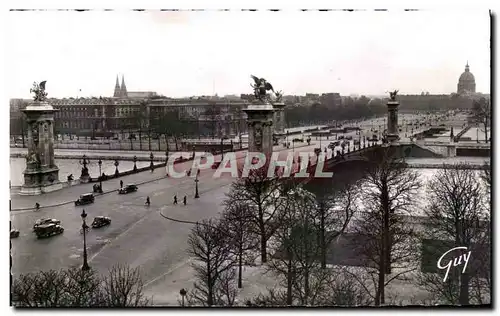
[5,9,491,98]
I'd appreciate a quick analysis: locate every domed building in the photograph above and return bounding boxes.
[457,62,476,94]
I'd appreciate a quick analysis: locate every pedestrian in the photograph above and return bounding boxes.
[145,196,150,206]
[183,196,187,205]
[120,180,123,188]
[173,195,178,205]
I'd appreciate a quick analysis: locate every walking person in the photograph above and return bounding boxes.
[145,196,150,206]
[183,196,187,205]
[120,180,123,188]
[173,195,178,205]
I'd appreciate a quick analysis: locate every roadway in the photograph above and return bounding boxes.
[10,142,322,276]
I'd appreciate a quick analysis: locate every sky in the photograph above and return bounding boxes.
[4,9,491,98]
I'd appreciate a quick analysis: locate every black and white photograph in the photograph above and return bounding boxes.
[4,4,492,309]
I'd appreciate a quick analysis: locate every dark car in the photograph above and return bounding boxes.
[118,184,138,194]
[33,218,61,230]
[35,224,64,239]
[92,216,112,228]
[75,193,95,206]
[10,229,20,239]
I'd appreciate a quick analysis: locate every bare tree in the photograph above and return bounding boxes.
[100,264,149,307]
[307,178,359,268]
[418,165,490,305]
[12,270,68,307]
[225,166,286,263]
[12,265,149,307]
[267,186,343,306]
[350,152,422,306]
[472,97,491,143]
[220,201,258,288]
[62,268,103,307]
[186,218,235,306]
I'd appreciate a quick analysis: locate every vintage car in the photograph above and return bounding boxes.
[33,218,61,230]
[75,193,95,206]
[118,184,138,195]
[35,224,64,239]
[10,229,20,239]
[91,216,112,228]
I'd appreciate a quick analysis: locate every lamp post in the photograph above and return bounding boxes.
[114,160,119,176]
[179,288,187,307]
[81,209,90,271]
[220,137,225,160]
[194,174,200,199]
[98,159,103,190]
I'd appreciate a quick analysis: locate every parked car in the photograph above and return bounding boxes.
[75,193,95,206]
[10,229,20,239]
[33,218,61,230]
[118,184,138,195]
[35,224,64,239]
[91,216,112,228]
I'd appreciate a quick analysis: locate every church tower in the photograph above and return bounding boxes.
[120,75,128,98]
[113,75,121,97]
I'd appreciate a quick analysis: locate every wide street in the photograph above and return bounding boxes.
[10,115,434,304]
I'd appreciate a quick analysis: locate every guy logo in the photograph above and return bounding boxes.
[437,246,472,282]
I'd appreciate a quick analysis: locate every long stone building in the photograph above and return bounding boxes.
[10,77,249,139]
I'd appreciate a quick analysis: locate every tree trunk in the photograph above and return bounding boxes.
[148,129,152,151]
[238,249,243,289]
[483,121,488,143]
[382,180,391,274]
[174,136,179,151]
[320,209,326,269]
[304,268,310,305]
[375,266,385,306]
[207,260,213,306]
[260,232,267,263]
[287,249,293,305]
[459,273,470,305]
[139,128,142,151]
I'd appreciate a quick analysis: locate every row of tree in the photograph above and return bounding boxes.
[11,265,150,307]
[184,151,491,306]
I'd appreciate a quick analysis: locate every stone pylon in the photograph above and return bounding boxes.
[272,102,286,145]
[20,101,63,195]
[386,98,400,143]
[243,100,275,159]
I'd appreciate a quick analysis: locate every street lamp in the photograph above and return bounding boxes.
[114,160,119,176]
[97,159,103,190]
[81,209,90,271]
[194,174,200,199]
[179,288,187,307]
